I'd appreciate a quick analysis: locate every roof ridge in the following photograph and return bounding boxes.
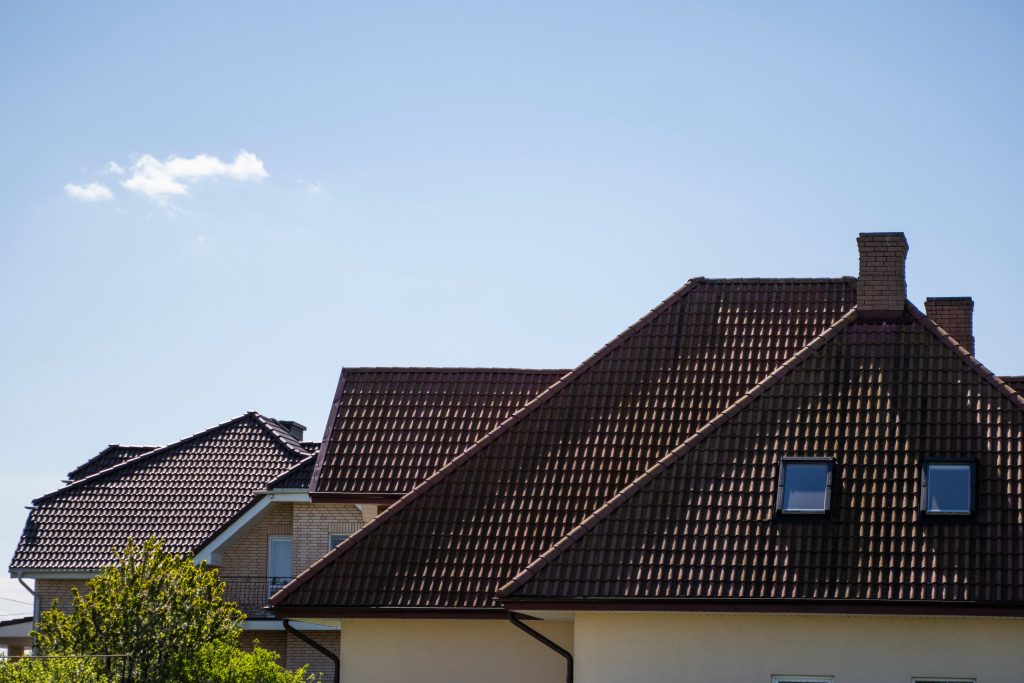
[495,307,860,599]
[253,414,316,460]
[270,277,710,607]
[65,444,160,480]
[700,277,857,284]
[341,367,570,374]
[34,412,261,505]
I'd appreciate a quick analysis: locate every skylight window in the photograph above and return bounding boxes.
[921,461,975,515]
[776,458,833,515]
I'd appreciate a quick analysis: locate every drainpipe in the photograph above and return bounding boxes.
[282,619,340,683]
[17,577,34,596]
[508,612,573,683]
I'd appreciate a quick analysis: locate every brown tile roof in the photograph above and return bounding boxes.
[310,368,568,498]
[66,445,159,482]
[268,456,316,490]
[271,278,858,613]
[1001,376,1024,395]
[498,308,1024,605]
[10,412,310,572]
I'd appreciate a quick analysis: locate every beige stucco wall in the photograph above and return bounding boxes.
[573,611,1024,683]
[339,618,573,683]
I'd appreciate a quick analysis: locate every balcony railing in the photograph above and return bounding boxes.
[221,576,292,619]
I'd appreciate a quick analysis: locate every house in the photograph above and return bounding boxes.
[0,617,32,658]
[8,412,348,679]
[271,233,1024,683]
[8,370,567,680]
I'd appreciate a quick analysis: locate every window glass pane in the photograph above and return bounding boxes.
[927,464,972,513]
[782,463,829,512]
[268,537,292,578]
[329,533,349,549]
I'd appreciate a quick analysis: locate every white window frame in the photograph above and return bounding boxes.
[266,535,293,598]
[328,533,349,551]
[772,677,833,683]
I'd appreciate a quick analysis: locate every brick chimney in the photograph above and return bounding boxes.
[925,297,975,355]
[276,420,306,440]
[857,232,909,318]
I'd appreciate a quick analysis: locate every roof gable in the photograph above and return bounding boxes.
[271,278,858,612]
[310,368,568,497]
[11,412,308,572]
[500,309,1024,604]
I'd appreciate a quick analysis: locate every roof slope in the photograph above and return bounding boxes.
[272,279,857,612]
[1001,376,1024,395]
[66,445,159,481]
[500,310,1024,604]
[11,413,309,572]
[310,368,568,497]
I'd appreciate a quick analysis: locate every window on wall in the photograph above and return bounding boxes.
[776,458,833,514]
[328,533,349,550]
[921,461,975,515]
[771,677,833,683]
[912,679,975,683]
[267,536,293,597]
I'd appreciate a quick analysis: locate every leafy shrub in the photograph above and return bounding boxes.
[192,640,318,683]
[0,656,108,683]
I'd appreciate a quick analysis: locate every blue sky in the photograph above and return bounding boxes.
[1,1,1022,612]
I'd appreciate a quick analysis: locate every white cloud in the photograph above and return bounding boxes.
[121,150,268,201]
[297,178,323,194]
[107,161,125,175]
[64,182,114,202]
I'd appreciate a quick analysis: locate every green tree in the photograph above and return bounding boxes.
[33,537,244,683]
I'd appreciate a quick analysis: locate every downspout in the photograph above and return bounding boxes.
[508,612,573,683]
[282,619,340,683]
[17,577,34,596]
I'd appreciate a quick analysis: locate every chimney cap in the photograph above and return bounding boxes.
[925,296,974,304]
[857,231,909,241]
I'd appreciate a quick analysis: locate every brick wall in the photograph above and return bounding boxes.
[239,630,287,654]
[239,629,338,683]
[857,232,908,316]
[286,630,339,683]
[217,503,294,578]
[292,503,364,575]
[34,579,90,620]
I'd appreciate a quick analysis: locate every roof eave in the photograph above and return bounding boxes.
[499,597,1024,618]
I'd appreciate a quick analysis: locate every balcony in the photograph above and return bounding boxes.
[221,576,292,619]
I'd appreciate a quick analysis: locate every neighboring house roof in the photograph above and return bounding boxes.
[10,412,310,572]
[268,456,316,490]
[497,308,1024,605]
[65,445,159,482]
[309,367,568,499]
[271,278,860,613]
[0,616,32,639]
